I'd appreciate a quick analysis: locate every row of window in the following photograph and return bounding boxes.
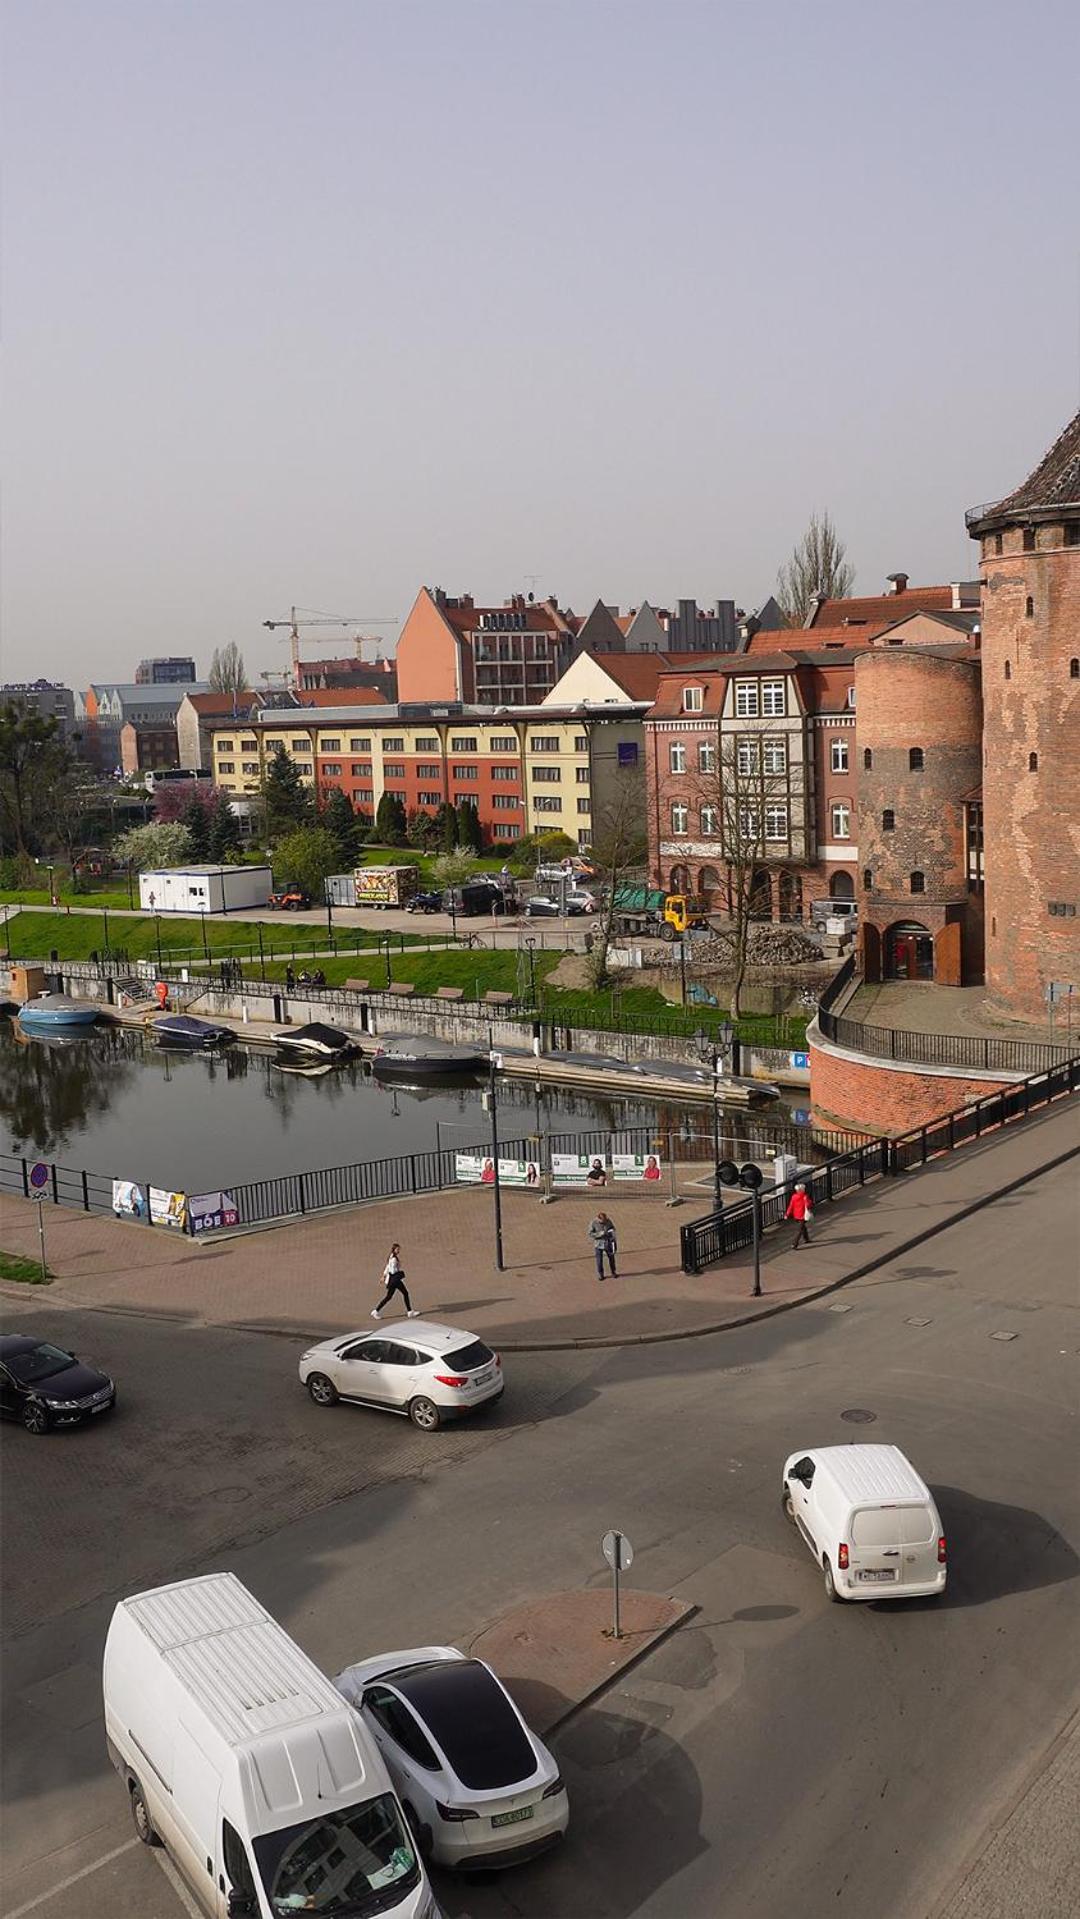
[984,524,1080,555]
[861,747,923,770]
[670,804,791,840]
[863,869,927,894]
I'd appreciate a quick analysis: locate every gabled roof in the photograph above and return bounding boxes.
[184,691,259,716]
[742,621,890,653]
[807,587,953,627]
[589,651,717,700]
[965,410,1080,533]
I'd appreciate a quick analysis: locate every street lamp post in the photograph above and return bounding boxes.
[718,1157,765,1296]
[257,923,266,983]
[524,934,537,1006]
[679,937,688,1006]
[326,885,334,942]
[696,1028,724,1214]
[103,905,110,955]
[126,860,135,909]
[384,935,393,989]
[155,914,163,973]
[488,1046,505,1271]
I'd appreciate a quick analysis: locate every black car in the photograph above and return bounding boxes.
[406,890,444,914]
[0,1335,116,1435]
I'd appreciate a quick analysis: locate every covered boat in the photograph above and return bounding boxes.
[17,994,98,1032]
[370,1034,488,1085]
[153,1013,235,1049]
[272,1022,355,1059]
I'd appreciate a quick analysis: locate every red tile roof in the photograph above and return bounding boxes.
[592,652,721,700]
[742,622,890,652]
[807,587,953,626]
[295,686,389,707]
[185,691,258,715]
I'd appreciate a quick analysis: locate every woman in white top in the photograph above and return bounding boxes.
[372,1243,418,1319]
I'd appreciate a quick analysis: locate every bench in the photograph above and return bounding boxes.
[482,990,514,1007]
[344,978,370,994]
[387,981,416,996]
[435,986,465,1001]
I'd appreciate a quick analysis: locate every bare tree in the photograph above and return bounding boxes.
[585,767,648,988]
[776,511,855,625]
[690,733,795,1018]
[208,642,247,695]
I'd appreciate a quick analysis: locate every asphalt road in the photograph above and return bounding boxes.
[2,1157,1078,1919]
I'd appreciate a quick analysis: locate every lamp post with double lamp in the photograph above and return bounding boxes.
[486,1042,505,1271]
[720,1157,765,1296]
[695,1028,724,1213]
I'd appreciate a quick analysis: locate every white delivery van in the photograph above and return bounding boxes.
[781,1444,947,1603]
[103,1573,436,1919]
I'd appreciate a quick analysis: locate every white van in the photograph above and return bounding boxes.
[781,1445,947,1602]
[103,1573,436,1919]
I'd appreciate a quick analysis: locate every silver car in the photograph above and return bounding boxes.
[299,1321,504,1430]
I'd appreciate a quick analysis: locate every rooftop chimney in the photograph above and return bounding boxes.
[886,572,909,595]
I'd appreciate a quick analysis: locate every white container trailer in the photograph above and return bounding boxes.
[138,865,272,914]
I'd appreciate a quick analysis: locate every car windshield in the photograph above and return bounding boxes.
[253,1792,419,1917]
[6,1344,75,1383]
[442,1340,494,1373]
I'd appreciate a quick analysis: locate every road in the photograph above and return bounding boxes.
[2,1156,1077,1918]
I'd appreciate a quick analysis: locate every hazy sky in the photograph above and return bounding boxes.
[4,0,1079,686]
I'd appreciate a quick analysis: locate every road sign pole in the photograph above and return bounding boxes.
[601,1528,633,1639]
[613,1539,621,1640]
[37,1200,47,1285]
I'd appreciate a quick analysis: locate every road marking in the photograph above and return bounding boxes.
[153,1850,203,1917]
[6,1840,139,1918]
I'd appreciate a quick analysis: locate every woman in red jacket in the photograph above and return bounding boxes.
[785,1182,814,1249]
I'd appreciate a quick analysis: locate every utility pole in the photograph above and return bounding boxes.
[488,1047,504,1270]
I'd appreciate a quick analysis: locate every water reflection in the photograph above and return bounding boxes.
[1,1021,140,1157]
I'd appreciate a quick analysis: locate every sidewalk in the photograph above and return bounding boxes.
[2,1100,1077,1348]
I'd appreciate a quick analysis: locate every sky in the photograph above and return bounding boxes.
[3,0,1079,686]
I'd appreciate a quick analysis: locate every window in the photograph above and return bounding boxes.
[222,1820,257,1899]
[414,736,438,750]
[671,803,689,836]
[291,739,309,752]
[735,682,759,718]
[863,747,873,770]
[765,804,789,841]
[417,763,442,779]
[350,761,371,777]
[846,687,856,709]
[831,740,849,774]
[533,796,562,813]
[909,746,924,770]
[491,764,519,782]
[384,789,405,803]
[618,741,639,766]
[530,735,559,752]
[492,794,520,811]
[417,791,442,807]
[698,742,715,774]
[239,739,257,753]
[490,735,517,751]
[577,798,591,815]
[1025,596,1034,618]
[761,679,786,717]
[1005,660,1011,680]
[574,735,589,752]
[217,739,234,753]
[381,736,404,751]
[349,737,371,752]
[1065,523,1080,548]
[993,533,1003,555]
[451,764,477,780]
[218,761,235,774]
[763,738,786,776]
[669,742,686,774]
[1029,752,1038,772]
[242,762,259,777]
[532,765,560,783]
[450,736,477,751]
[910,871,925,893]
[882,808,895,831]
[700,804,719,835]
[322,762,342,777]
[738,806,758,841]
[1022,527,1036,552]
[321,737,341,752]
[863,868,873,890]
[363,1688,440,1770]
[575,765,590,784]
[1071,659,1079,678]
[967,800,984,893]
[737,738,759,776]
[831,803,851,839]
[682,686,704,712]
[383,762,405,778]
[1048,901,1077,917]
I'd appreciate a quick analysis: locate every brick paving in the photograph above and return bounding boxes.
[2,1097,1075,1347]
[846,980,1069,1045]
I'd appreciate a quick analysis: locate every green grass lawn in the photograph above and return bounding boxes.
[0,1251,52,1286]
[264,946,563,995]
[1,910,426,967]
[1,884,138,910]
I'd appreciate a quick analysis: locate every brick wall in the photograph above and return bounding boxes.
[809,1037,1012,1134]
[980,527,1080,1018]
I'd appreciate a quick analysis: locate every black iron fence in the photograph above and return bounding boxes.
[680,1054,1080,1273]
[814,951,1075,1075]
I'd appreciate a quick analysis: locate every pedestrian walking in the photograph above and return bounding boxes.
[285,963,295,991]
[785,1182,814,1249]
[372,1242,419,1318]
[588,1211,618,1281]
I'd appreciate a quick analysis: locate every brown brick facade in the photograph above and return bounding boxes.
[809,1038,1012,1135]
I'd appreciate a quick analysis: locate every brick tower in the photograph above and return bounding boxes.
[966,414,1080,1021]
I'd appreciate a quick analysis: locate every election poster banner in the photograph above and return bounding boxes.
[552,1153,610,1189]
[111,1180,147,1221]
[149,1187,188,1231]
[455,1154,542,1188]
[611,1153,664,1183]
[188,1190,240,1234]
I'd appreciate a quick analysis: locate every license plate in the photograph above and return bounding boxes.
[90,1400,112,1414]
[473,1372,494,1388]
[492,1806,533,1828]
[857,1569,896,1582]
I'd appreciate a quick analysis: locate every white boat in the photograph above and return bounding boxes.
[272,1022,354,1059]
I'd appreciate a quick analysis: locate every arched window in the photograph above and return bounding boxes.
[908,746,924,770]
[882,808,895,832]
[1029,752,1038,772]
[863,868,873,891]
[1004,660,1011,679]
[909,871,925,894]
[1070,658,1079,678]
[1025,596,1034,618]
[863,747,873,770]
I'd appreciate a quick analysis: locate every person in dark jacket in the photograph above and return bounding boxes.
[588,1211,618,1280]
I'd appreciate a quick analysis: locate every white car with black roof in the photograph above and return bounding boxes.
[334,1647,569,1870]
[299,1321,504,1430]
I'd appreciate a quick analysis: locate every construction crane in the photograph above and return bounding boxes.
[262,606,399,687]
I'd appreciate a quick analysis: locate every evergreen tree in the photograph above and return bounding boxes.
[406,807,438,849]
[435,801,458,851]
[207,792,242,862]
[375,792,408,845]
[322,786,360,869]
[182,793,211,860]
[264,746,311,839]
[456,798,483,853]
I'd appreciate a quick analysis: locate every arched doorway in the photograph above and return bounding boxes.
[778,871,803,922]
[830,871,855,900]
[884,921,934,981]
[699,864,721,905]
[669,863,691,895]
[749,868,772,920]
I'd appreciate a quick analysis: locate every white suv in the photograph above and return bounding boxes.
[299,1321,504,1430]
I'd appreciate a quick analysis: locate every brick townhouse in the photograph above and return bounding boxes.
[395,588,578,706]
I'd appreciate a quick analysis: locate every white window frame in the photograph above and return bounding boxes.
[735,682,759,718]
[764,804,789,842]
[671,803,689,836]
[761,679,786,717]
[762,738,787,776]
[682,686,704,713]
[669,742,686,774]
[738,806,758,842]
[700,804,720,836]
[831,802,851,840]
[737,738,759,777]
[830,739,849,774]
[698,741,716,774]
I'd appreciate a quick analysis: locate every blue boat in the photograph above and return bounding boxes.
[17,994,98,1032]
[153,1014,235,1049]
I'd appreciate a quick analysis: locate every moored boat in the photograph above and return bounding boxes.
[17,994,98,1032]
[370,1035,488,1085]
[153,1014,235,1049]
[272,1022,355,1059]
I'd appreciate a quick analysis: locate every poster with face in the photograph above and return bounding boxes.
[111,1180,146,1220]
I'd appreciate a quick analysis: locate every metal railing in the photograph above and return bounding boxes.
[679,1054,1080,1272]
[816,1001,1075,1076]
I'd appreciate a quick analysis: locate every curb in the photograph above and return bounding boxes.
[545,1601,700,1737]
[927,1700,1080,1918]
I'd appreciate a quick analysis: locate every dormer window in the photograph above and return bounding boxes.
[682,686,704,713]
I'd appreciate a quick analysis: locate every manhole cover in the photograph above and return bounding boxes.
[840,1408,877,1424]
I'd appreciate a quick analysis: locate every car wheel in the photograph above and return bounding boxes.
[306,1373,338,1407]
[22,1400,49,1436]
[823,1556,840,1603]
[130,1780,160,1846]
[408,1396,441,1431]
[782,1489,796,1524]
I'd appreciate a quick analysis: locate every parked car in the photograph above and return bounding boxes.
[0,1335,116,1434]
[446,881,510,917]
[564,889,597,913]
[299,1321,504,1430]
[267,886,311,910]
[335,1647,568,1870]
[406,890,444,914]
[782,1444,947,1602]
[526,895,589,918]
